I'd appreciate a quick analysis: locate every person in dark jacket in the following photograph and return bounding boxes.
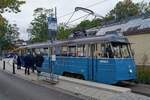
[24,52,33,75]
[30,52,35,73]
[20,54,25,67]
[35,52,44,75]
[17,54,21,69]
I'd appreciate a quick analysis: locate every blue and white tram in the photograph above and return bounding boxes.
[22,34,136,84]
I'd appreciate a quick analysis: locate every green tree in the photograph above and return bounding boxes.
[0,0,25,36]
[73,19,102,32]
[0,0,25,13]
[0,23,20,50]
[0,0,25,51]
[107,0,140,21]
[30,8,53,43]
[138,2,150,16]
[7,24,20,41]
[57,26,72,40]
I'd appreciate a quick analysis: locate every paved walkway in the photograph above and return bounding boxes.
[0,58,150,100]
[0,70,83,100]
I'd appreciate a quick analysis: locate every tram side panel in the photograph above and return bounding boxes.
[115,58,136,81]
[41,56,51,73]
[93,58,117,84]
[41,56,119,84]
[45,56,90,80]
[41,57,136,84]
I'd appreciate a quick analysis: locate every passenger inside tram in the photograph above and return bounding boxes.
[96,42,131,59]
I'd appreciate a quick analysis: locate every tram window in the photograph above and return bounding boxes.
[43,48,48,56]
[120,44,130,58]
[77,45,85,57]
[100,43,113,58]
[113,45,121,58]
[68,46,76,56]
[55,47,61,56]
[96,44,107,58]
[96,44,102,58]
[34,48,48,56]
[112,43,131,58]
[61,46,68,56]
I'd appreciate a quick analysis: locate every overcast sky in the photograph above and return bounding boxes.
[2,0,149,40]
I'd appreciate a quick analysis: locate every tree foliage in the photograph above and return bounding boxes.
[138,1,150,16]
[0,0,25,50]
[30,8,54,43]
[7,24,20,41]
[73,19,102,32]
[0,15,7,38]
[106,0,140,21]
[0,23,20,50]
[105,0,150,22]
[57,26,72,40]
[0,0,25,13]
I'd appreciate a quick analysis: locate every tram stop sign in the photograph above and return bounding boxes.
[48,17,57,31]
[48,17,58,40]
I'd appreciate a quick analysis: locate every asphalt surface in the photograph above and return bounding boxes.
[0,70,83,100]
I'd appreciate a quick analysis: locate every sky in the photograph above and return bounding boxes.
[2,0,149,40]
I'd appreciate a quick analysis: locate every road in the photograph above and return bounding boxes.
[0,70,83,100]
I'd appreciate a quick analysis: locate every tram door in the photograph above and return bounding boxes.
[88,44,97,81]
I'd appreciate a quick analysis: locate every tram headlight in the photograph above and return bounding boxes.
[128,65,133,74]
[129,69,133,73]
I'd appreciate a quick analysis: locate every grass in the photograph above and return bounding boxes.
[137,66,150,84]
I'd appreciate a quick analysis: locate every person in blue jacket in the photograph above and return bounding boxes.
[24,52,34,75]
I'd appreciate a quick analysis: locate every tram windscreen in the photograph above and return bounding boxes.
[111,42,131,58]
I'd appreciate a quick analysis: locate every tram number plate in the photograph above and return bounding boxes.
[99,60,108,63]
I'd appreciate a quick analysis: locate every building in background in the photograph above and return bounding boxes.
[95,16,150,66]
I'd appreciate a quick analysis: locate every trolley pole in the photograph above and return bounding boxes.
[3,60,5,70]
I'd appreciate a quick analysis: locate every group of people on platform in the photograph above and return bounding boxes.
[14,51,44,75]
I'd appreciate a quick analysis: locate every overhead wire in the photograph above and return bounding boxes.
[68,14,91,24]
[58,0,110,19]
[64,11,76,26]
[65,0,110,26]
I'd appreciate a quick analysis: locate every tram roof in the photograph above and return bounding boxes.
[19,42,50,49]
[19,34,129,49]
[52,34,129,46]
